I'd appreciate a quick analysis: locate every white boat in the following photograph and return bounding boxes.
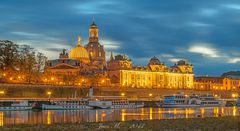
[87,87,144,109]
[41,99,92,110]
[160,92,225,108]
[198,95,226,107]
[0,100,32,111]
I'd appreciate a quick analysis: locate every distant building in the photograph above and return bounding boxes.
[194,76,240,90]
[107,53,132,84]
[45,49,80,76]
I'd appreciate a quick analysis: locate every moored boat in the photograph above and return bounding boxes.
[160,92,225,108]
[0,100,32,111]
[41,99,92,110]
[87,87,144,109]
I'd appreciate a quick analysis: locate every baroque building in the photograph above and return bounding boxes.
[85,22,106,68]
[69,36,90,64]
[45,21,106,76]
[108,56,194,89]
[45,49,80,76]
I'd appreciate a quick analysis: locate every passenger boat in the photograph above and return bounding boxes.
[88,96,144,109]
[41,99,92,110]
[0,100,32,111]
[87,87,144,109]
[198,95,226,107]
[160,92,225,108]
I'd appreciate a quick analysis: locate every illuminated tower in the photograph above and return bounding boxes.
[85,21,106,68]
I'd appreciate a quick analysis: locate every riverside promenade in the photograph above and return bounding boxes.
[0,83,239,99]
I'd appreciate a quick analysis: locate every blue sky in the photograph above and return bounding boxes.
[1,0,240,76]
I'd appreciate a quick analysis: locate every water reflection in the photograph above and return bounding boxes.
[0,107,239,126]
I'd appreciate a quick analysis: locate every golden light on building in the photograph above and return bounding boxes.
[2,73,6,77]
[9,77,13,81]
[214,94,218,97]
[121,93,125,96]
[51,77,54,81]
[18,76,21,79]
[231,93,238,98]
[149,93,153,97]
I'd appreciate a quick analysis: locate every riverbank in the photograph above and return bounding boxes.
[0,83,239,99]
[0,116,239,131]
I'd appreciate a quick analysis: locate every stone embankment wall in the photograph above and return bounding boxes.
[0,84,238,99]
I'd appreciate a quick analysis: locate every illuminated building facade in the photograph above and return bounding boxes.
[46,21,106,75]
[194,76,240,90]
[107,53,132,84]
[45,49,81,76]
[108,56,194,89]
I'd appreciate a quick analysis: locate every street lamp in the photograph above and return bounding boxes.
[232,93,238,99]
[0,91,4,95]
[47,91,52,100]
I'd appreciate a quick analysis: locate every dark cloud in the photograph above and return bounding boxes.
[0,0,240,75]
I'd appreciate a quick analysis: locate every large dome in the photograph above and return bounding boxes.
[70,36,90,64]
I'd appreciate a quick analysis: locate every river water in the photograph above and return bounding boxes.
[0,107,239,126]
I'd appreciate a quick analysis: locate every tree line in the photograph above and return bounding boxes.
[0,40,47,83]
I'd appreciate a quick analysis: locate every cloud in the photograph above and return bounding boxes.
[187,22,213,27]
[227,58,240,63]
[188,44,220,58]
[158,53,183,63]
[224,4,240,10]
[200,9,218,17]
[101,39,121,50]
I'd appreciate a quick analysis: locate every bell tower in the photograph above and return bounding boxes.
[89,21,99,43]
[85,21,106,68]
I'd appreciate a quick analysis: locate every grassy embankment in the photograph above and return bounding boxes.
[0,116,239,131]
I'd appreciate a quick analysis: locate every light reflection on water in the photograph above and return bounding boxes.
[0,107,239,126]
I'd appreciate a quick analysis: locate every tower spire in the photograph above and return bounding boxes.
[110,51,114,61]
[77,35,81,46]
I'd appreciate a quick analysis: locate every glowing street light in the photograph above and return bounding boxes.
[9,77,13,81]
[149,93,153,97]
[3,73,6,77]
[47,91,52,100]
[121,93,125,96]
[0,91,4,95]
[47,91,52,95]
[232,93,238,99]
[18,76,21,79]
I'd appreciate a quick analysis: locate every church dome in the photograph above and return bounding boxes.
[70,36,90,64]
[148,56,161,65]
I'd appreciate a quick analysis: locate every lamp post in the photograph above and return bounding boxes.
[0,91,4,95]
[47,91,52,101]
[149,93,153,101]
